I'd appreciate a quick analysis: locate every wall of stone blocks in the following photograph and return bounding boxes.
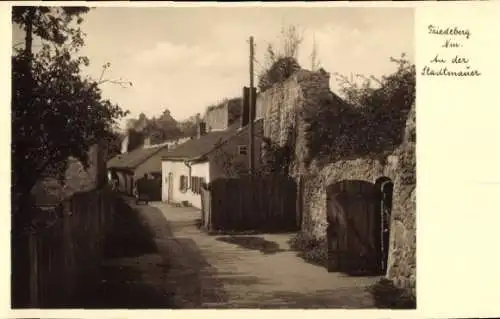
[258,68,416,296]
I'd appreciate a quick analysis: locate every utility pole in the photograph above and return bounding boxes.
[248,36,255,176]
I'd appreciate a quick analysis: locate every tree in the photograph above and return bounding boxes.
[309,33,321,71]
[333,53,415,111]
[11,6,129,223]
[124,108,185,147]
[101,130,125,162]
[280,24,303,60]
[258,24,303,92]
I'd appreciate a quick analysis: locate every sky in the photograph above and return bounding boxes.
[12,6,414,129]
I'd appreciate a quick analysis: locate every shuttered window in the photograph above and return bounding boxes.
[179,175,188,192]
[189,176,206,194]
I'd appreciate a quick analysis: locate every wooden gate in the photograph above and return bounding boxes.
[326,180,381,275]
[148,174,162,201]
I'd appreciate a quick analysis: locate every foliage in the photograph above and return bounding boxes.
[309,33,321,71]
[101,130,124,162]
[288,232,327,267]
[125,109,198,148]
[258,25,303,92]
[301,54,416,163]
[333,54,415,111]
[258,57,302,93]
[12,7,129,222]
[212,144,248,178]
[260,127,295,176]
[12,6,89,50]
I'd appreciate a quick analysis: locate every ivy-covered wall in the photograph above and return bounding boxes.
[258,68,416,296]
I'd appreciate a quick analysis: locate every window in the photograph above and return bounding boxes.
[237,145,248,156]
[189,176,206,195]
[179,175,188,193]
[190,176,196,192]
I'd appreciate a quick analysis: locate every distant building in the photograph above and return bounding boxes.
[203,97,243,132]
[161,115,263,209]
[107,136,189,198]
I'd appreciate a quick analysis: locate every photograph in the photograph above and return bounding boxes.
[10,4,416,310]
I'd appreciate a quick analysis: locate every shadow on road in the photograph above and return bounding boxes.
[103,200,157,259]
[215,236,286,255]
[75,198,174,308]
[251,287,376,309]
[368,278,416,309]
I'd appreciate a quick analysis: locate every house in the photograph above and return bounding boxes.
[107,136,189,198]
[161,118,263,209]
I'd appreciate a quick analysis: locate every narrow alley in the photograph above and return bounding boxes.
[82,200,380,309]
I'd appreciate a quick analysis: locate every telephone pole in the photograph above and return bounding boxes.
[248,36,255,176]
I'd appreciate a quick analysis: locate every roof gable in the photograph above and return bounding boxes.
[161,129,236,161]
[107,144,167,170]
[162,119,263,161]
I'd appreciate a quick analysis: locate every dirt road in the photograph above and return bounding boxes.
[136,202,380,308]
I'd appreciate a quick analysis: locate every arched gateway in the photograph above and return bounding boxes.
[326,178,394,275]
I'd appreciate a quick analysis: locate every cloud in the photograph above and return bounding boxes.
[134,40,246,75]
[77,8,414,128]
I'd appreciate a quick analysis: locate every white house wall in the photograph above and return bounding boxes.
[162,160,210,209]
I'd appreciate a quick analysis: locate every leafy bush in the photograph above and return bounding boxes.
[301,54,416,164]
[258,56,301,92]
[288,232,327,267]
[257,25,303,93]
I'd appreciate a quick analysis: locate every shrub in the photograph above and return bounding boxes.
[288,232,328,267]
[301,54,416,164]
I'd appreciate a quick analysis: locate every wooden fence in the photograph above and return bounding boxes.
[11,187,116,308]
[200,174,300,232]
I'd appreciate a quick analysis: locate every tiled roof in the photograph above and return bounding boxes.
[107,144,168,170]
[162,119,263,161]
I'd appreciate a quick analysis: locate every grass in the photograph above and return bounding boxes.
[287,232,328,267]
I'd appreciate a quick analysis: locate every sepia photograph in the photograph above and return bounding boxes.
[10,4,416,310]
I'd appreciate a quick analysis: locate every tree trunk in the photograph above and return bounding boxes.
[24,8,35,59]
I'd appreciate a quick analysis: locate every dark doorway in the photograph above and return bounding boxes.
[375,177,394,274]
[326,180,380,275]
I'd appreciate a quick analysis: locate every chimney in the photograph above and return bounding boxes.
[241,87,256,128]
[143,136,151,148]
[121,135,129,154]
[197,122,206,138]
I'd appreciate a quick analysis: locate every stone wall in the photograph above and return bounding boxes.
[258,68,416,295]
[204,98,243,131]
[256,69,330,149]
